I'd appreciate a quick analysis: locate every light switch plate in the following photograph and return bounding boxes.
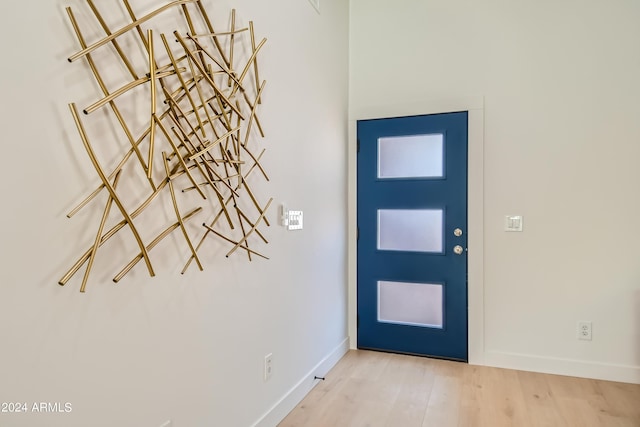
[504,215,523,232]
[287,211,303,230]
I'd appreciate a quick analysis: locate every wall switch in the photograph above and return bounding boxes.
[504,215,523,232]
[281,204,303,230]
[264,353,273,381]
[578,321,592,341]
[287,211,303,230]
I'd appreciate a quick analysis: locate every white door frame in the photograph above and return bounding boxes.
[348,96,485,365]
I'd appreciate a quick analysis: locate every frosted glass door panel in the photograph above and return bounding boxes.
[378,209,443,253]
[378,281,443,328]
[378,134,444,178]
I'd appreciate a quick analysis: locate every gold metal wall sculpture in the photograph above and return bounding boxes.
[61,0,269,292]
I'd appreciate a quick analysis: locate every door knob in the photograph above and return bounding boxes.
[453,245,464,255]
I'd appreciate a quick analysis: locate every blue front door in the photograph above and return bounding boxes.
[357,112,468,361]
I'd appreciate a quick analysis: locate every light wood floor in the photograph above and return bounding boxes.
[278,350,640,427]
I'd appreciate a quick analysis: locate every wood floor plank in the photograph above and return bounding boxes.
[517,369,568,427]
[421,374,462,427]
[278,350,640,427]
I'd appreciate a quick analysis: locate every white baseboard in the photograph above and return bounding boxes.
[483,350,640,384]
[251,337,350,427]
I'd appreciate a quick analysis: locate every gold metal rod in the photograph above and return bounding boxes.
[65,142,138,219]
[210,159,244,164]
[80,170,122,293]
[219,144,236,193]
[164,95,237,192]
[160,33,206,140]
[68,0,197,62]
[167,162,198,181]
[181,149,266,272]
[122,1,202,137]
[156,120,207,199]
[232,101,242,161]
[67,7,153,189]
[236,205,268,244]
[242,146,269,182]
[148,29,157,180]
[187,126,240,161]
[228,9,236,88]
[181,228,209,274]
[181,174,240,189]
[199,156,241,198]
[180,3,207,67]
[200,81,233,131]
[230,38,266,99]
[69,103,155,277]
[66,183,104,218]
[231,193,252,261]
[194,0,231,68]
[166,74,204,102]
[156,54,190,72]
[209,94,233,135]
[168,113,220,172]
[153,115,207,199]
[243,80,267,148]
[194,149,266,233]
[79,99,175,189]
[202,224,268,260]
[249,21,262,104]
[193,28,248,37]
[225,198,272,257]
[83,69,176,115]
[162,85,211,149]
[242,89,265,138]
[174,30,244,119]
[113,207,202,282]
[163,153,203,270]
[85,0,138,80]
[60,172,176,286]
[169,125,231,221]
[121,0,150,52]
[123,1,182,117]
[232,127,242,190]
[185,33,246,93]
[239,148,265,183]
[237,177,271,227]
[184,50,215,141]
[180,2,197,41]
[170,125,196,156]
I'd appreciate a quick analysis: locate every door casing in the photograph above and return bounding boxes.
[348,97,485,365]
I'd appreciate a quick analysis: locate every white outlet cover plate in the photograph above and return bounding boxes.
[578,321,592,340]
[264,353,273,381]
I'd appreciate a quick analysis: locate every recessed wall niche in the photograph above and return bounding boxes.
[60,0,270,292]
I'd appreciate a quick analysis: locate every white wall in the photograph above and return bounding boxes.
[0,0,349,426]
[350,0,640,383]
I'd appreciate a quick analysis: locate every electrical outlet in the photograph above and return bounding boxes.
[578,321,592,341]
[264,353,273,381]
